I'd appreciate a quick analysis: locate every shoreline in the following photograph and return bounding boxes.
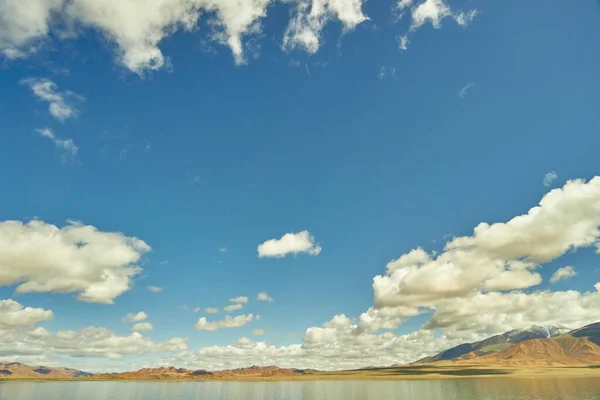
[2,366,600,382]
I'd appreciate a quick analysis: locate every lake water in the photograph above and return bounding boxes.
[1,379,600,400]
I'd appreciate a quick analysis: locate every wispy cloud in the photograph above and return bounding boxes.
[21,78,83,122]
[35,127,78,162]
[458,82,474,99]
[147,286,163,293]
[543,171,558,187]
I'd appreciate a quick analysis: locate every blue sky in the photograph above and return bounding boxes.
[1,0,600,372]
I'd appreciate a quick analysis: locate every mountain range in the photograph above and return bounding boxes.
[0,362,92,378]
[415,322,600,366]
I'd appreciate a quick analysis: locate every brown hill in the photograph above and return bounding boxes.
[453,336,600,366]
[93,365,310,380]
[0,362,92,378]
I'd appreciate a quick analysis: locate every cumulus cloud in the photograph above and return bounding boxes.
[257,292,274,302]
[282,0,368,54]
[123,312,148,323]
[147,286,163,293]
[0,0,63,59]
[410,0,451,30]
[252,329,266,336]
[35,127,78,160]
[257,230,321,258]
[21,78,83,122]
[424,289,600,339]
[132,322,153,332]
[223,303,243,312]
[204,308,219,314]
[544,171,558,187]
[229,296,248,304]
[0,299,53,328]
[374,177,600,311]
[0,219,150,304]
[550,266,577,284]
[195,314,255,331]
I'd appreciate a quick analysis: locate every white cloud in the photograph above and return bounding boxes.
[195,314,255,331]
[258,230,321,258]
[550,266,577,284]
[204,307,219,314]
[223,303,243,312]
[147,286,163,293]
[0,299,53,328]
[123,312,148,323]
[229,296,248,304]
[410,0,451,30]
[454,9,478,27]
[21,78,83,122]
[219,247,228,253]
[0,0,64,59]
[424,290,600,339]
[396,0,413,11]
[0,299,186,361]
[252,329,266,336]
[66,0,272,72]
[458,82,474,99]
[35,127,78,160]
[282,0,368,54]
[257,292,274,302]
[0,219,150,304]
[2,0,475,74]
[132,322,153,332]
[543,171,558,187]
[374,177,600,310]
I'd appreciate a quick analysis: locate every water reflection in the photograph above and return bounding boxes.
[1,378,600,400]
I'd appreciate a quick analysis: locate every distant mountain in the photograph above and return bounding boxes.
[92,365,312,380]
[0,362,93,378]
[416,325,571,363]
[416,322,600,366]
[457,335,600,366]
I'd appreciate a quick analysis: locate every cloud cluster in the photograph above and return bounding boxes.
[21,78,83,121]
[195,314,256,331]
[0,299,186,361]
[258,230,321,258]
[373,177,600,313]
[159,176,600,370]
[282,0,367,54]
[0,0,371,74]
[0,219,151,303]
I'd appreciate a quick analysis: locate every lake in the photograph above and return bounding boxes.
[1,379,600,400]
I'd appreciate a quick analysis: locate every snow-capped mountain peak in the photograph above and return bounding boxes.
[505,325,570,343]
